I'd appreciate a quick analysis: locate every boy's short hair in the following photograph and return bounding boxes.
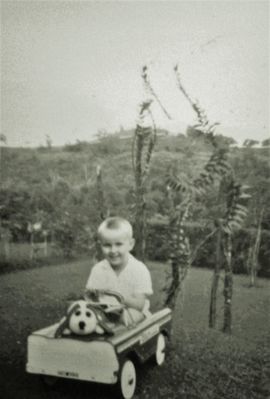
[97,217,133,239]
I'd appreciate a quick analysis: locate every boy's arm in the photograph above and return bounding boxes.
[85,264,104,292]
[123,293,147,311]
[124,261,152,311]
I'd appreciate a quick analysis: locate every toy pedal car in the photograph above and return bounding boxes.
[26,296,172,399]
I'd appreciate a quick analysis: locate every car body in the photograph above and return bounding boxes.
[26,307,172,399]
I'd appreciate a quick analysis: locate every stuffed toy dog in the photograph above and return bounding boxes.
[55,300,114,338]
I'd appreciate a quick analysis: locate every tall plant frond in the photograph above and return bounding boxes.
[222,180,251,234]
[142,65,172,120]
[192,150,231,195]
[164,198,191,308]
[96,165,107,221]
[131,101,153,174]
[170,67,232,201]
[164,69,235,310]
[165,173,191,195]
[174,64,220,146]
[132,66,163,260]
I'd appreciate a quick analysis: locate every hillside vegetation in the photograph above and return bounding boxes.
[1,131,269,276]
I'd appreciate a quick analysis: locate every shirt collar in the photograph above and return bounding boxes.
[105,253,132,275]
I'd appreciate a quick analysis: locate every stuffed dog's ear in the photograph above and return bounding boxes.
[67,302,80,314]
[86,303,113,335]
[95,324,105,334]
[94,308,114,335]
[55,303,81,338]
[55,316,69,338]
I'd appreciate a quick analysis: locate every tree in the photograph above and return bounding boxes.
[247,208,264,287]
[0,133,7,145]
[164,64,230,311]
[209,220,222,328]
[132,65,170,260]
[164,66,251,334]
[0,134,7,184]
[45,134,52,149]
[261,138,270,147]
[221,178,250,332]
[243,139,259,147]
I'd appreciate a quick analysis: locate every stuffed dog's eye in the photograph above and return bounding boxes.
[75,310,81,316]
[86,312,91,317]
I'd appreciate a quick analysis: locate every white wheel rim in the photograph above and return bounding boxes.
[156,334,166,365]
[120,360,136,399]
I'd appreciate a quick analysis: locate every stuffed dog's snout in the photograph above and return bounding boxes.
[79,321,86,330]
[69,302,98,335]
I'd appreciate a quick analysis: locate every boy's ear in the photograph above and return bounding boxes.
[129,237,135,251]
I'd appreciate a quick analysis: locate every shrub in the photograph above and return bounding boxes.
[145,222,270,277]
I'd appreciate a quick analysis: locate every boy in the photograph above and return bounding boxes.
[85,217,153,322]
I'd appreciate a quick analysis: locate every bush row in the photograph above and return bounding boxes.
[146,223,270,278]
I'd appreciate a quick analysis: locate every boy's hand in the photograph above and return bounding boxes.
[122,293,146,312]
[84,289,100,301]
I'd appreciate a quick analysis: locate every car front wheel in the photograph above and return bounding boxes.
[118,358,137,399]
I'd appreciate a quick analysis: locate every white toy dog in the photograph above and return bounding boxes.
[55,300,113,338]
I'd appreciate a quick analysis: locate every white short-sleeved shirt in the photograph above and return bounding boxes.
[86,254,153,299]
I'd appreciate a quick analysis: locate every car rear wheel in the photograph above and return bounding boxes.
[155,333,166,366]
[118,358,137,399]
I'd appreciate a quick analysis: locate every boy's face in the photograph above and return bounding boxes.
[99,228,135,270]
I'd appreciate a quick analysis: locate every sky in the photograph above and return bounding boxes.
[1,0,269,147]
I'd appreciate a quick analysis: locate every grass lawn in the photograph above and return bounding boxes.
[0,242,71,274]
[0,259,269,399]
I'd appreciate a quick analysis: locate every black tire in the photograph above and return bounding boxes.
[40,374,59,388]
